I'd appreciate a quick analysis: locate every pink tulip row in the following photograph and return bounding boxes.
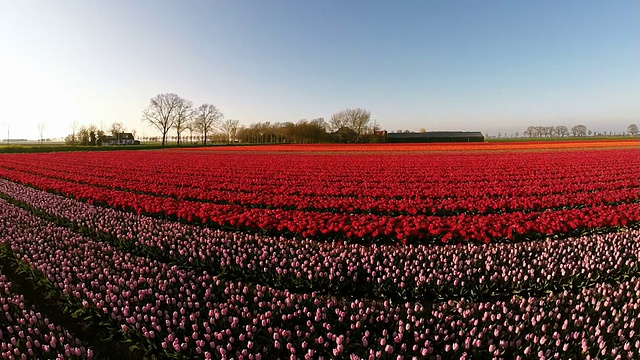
[2,197,640,358]
[0,271,93,359]
[1,178,639,305]
[0,198,437,358]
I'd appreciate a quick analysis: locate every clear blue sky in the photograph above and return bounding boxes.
[0,0,637,140]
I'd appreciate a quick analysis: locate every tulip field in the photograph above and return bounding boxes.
[0,140,639,359]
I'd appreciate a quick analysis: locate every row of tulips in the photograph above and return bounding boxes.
[1,149,636,199]
[1,162,638,217]
[0,169,638,244]
[0,269,93,359]
[0,150,637,217]
[2,178,640,304]
[2,199,640,358]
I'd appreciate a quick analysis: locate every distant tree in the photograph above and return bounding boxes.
[347,108,371,141]
[37,122,45,145]
[419,128,427,133]
[76,126,89,145]
[290,118,329,143]
[142,93,182,146]
[88,124,99,146]
[514,131,519,138]
[587,130,592,136]
[219,119,239,143]
[69,120,78,145]
[96,129,106,146]
[530,127,539,137]
[309,118,329,142]
[329,108,371,142]
[184,124,195,144]
[194,104,224,145]
[555,125,568,137]
[628,124,638,136]
[310,117,327,131]
[329,112,349,132]
[571,124,587,137]
[109,122,125,136]
[173,97,194,146]
[523,126,534,137]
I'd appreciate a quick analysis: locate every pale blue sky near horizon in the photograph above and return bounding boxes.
[0,1,637,140]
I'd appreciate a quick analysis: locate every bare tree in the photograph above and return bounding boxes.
[220,119,240,143]
[37,122,45,145]
[185,124,195,145]
[142,93,182,146]
[329,111,349,132]
[70,120,78,145]
[628,124,638,136]
[347,108,371,141]
[174,98,194,146]
[195,104,224,145]
[76,126,89,145]
[523,126,534,137]
[88,124,99,146]
[555,125,569,137]
[329,108,371,142]
[571,124,587,137]
[109,122,125,136]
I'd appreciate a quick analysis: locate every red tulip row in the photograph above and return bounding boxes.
[1,148,637,194]
[0,150,639,214]
[1,166,638,244]
[0,162,637,217]
[1,148,638,243]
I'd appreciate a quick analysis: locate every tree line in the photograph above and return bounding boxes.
[65,121,132,146]
[141,93,380,145]
[141,93,225,146]
[523,124,638,138]
[63,92,640,146]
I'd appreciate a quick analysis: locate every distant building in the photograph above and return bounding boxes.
[385,131,485,143]
[332,127,358,143]
[101,133,140,146]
